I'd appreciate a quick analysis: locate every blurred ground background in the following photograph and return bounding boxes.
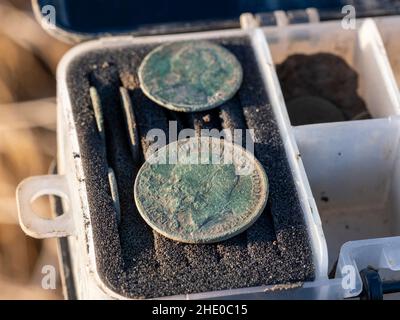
[0,0,70,299]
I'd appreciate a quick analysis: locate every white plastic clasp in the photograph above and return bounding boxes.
[16,174,74,238]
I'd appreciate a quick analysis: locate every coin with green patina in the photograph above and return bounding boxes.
[134,137,268,243]
[138,40,243,112]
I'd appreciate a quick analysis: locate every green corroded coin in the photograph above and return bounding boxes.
[138,40,243,112]
[134,137,268,243]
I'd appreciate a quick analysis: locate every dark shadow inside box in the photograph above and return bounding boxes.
[65,35,314,298]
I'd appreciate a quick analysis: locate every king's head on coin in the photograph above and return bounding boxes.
[138,40,243,112]
[134,137,269,244]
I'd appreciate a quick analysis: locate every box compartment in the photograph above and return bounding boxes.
[295,117,400,271]
[263,19,400,124]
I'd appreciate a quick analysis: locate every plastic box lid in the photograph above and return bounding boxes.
[33,0,344,42]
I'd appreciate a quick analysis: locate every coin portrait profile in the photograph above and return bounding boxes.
[134,137,268,243]
[138,40,243,112]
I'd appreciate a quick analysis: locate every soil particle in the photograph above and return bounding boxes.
[276,53,370,125]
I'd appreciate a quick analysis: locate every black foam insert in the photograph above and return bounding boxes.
[65,35,314,298]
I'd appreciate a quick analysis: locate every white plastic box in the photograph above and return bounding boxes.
[16,17,400,299]
[263,17,400,298]
[263,17,400,272]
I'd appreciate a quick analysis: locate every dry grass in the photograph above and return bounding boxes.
[0,1,70,299]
